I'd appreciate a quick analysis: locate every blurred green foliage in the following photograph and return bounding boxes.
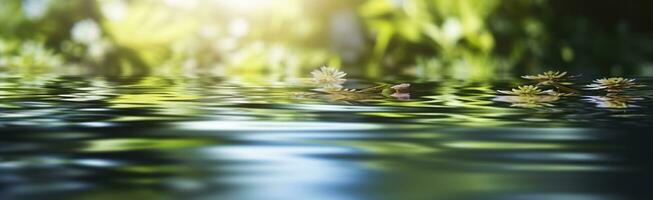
[1,0,652,80]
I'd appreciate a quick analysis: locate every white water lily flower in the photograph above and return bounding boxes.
[311,66,347,89]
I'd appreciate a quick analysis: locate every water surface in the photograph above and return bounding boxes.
[1,76,652,200]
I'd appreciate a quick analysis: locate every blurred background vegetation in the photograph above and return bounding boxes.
[1,0,653,81]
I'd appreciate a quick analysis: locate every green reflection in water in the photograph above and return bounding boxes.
[0,76,651,200]
[83,138,212,152]
[443,141,566,149]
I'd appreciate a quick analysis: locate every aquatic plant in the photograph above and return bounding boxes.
[388,83,411,100]
[322,84,417,101]
[582,78,645,108]
[302,66,413,102]
[522,71,580,94]
[391,83,410,93]
[495,85,561,107]
[522,71,577,85]
[585,77,644,94]
[497,85,554,96]
[311,66,347,90]
[497,72,648,109]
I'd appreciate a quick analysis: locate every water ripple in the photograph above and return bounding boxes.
[0,76,652,200]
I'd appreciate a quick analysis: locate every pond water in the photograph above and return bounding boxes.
[1,76,652,200]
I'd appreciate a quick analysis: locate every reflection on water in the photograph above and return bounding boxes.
[584,95,644,109]
[1,76,653,200]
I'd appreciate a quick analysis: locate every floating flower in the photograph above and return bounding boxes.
[303,67,412,102]
[521,71,578,85]
[390,83,410,93]
[311,66,347,89]
[388,83,410,100]
[584,77,643,93]
[495,85,560,107]
[497,85,554,96]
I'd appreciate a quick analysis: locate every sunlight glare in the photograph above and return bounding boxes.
[213,0,286,13]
